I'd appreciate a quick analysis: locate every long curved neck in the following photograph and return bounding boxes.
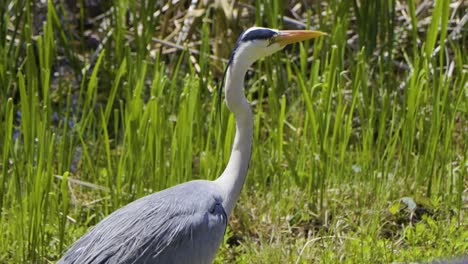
[214,61,253,217]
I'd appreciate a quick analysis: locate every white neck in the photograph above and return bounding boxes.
[214,60,253,217]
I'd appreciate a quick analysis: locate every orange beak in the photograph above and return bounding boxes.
[275,30,327,46]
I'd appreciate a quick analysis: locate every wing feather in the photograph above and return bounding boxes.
[59,180,227,264]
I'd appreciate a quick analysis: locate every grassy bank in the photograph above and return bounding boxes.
[0,0,466,262]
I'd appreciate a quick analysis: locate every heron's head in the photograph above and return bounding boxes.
[228,27,326,67]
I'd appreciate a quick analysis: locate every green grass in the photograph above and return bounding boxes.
[0,0,466,263]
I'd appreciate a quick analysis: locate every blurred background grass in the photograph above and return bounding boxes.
[0,0,466,263]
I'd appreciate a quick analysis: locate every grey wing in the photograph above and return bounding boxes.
[59,180,228,264]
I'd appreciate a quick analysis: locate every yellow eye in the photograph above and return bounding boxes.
[267,36,277,46]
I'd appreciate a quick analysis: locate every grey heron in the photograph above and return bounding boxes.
[59,27,325,264]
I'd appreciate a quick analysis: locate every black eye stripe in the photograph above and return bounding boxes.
[241,29,277,42]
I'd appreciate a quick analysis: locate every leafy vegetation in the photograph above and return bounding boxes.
[0,0,466,263]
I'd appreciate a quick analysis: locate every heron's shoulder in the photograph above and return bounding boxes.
[142,180,223,211]
[167,180,222,196]
[152,180,221,198]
